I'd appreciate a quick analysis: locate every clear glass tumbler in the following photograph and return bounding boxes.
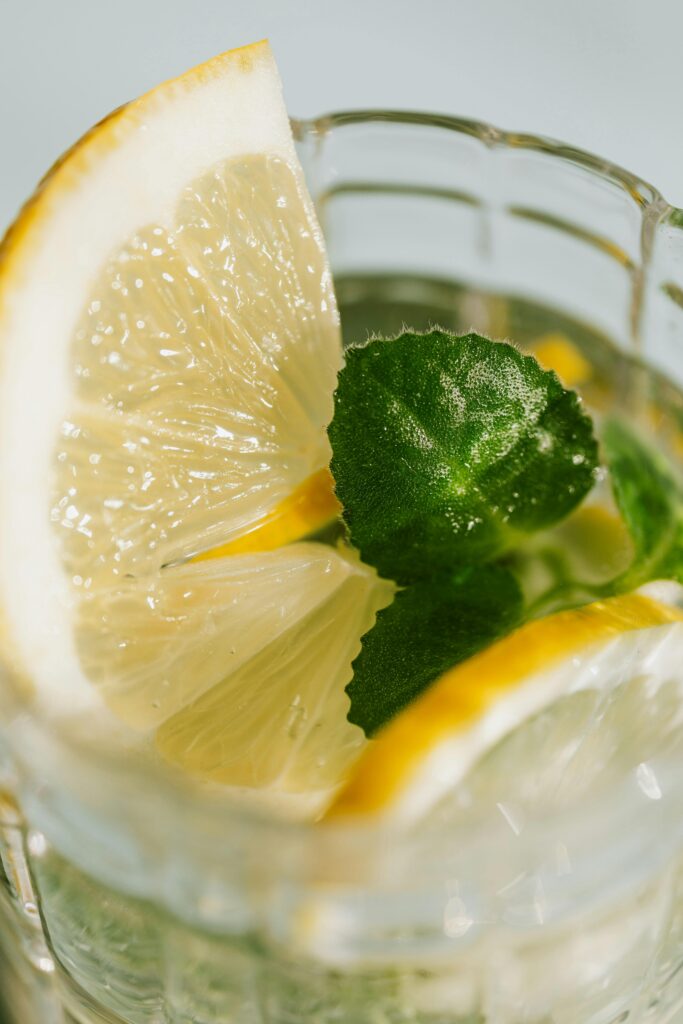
[1,111,683,1024]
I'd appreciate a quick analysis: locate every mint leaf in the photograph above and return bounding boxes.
[522,418,683,618]
[329,331,598,586]
[603,418,683,588]
[347,566,523,736]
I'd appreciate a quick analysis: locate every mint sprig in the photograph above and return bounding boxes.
[602,417,683,590]
[329,330,599,736]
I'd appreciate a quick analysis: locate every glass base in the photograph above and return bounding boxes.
[3,841,683,1024]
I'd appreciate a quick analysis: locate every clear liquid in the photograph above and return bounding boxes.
[2,276,683,1024]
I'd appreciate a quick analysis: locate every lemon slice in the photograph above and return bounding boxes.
[328,594,683,821]
[0,40,390,811]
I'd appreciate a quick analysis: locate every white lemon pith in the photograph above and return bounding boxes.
[330,595,683,822]
[0,41,389,808]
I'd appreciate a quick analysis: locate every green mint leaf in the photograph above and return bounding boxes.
[603,418,683,588]
[346,565,523,736]
[329,330,598,586]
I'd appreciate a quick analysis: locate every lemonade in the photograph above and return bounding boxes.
[1,42,683,1024]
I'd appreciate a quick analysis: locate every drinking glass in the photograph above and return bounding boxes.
[1,110,682,1024]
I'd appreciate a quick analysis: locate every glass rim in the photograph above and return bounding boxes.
[292,107,670,216]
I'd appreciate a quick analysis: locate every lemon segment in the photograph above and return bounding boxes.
[328,594,683,820]
[155,554,391,797]
[193,468,341,561]
[52,151,340,591]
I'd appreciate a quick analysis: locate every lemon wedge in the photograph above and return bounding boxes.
[0,41,390,813]
[328,594,683,822]
[532,332,592,388]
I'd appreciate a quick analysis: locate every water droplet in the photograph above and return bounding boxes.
[443,896,473,938]
[636,761,662,800]
[27,831,48,858]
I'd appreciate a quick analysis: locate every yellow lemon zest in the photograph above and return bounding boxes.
[193,468,341,562]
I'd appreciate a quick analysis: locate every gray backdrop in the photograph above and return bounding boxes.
[2,0,683,234]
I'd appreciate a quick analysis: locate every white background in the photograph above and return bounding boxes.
[1,0,683,233]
